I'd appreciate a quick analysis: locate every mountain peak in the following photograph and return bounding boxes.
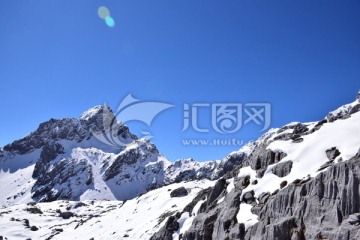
[79,104,120,135]
[80,104,113,121]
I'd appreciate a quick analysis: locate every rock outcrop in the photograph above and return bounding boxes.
[272,160,293,177]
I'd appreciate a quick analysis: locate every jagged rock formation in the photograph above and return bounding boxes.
[245,150,360,240]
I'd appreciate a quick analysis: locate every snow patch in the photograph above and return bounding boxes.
[236,203,259,230]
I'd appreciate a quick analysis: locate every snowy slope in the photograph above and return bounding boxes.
[0,180,214,240]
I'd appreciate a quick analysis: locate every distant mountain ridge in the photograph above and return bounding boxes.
[0,104,250,206]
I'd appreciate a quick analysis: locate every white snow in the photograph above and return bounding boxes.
[217,196,225,204]
[0,179,214,240]
[0,149,41,207]
[80,105,105,120]
[236,203,259,230]
[237,166,257,179]
[172,198,207,240]
[226,178,235,193]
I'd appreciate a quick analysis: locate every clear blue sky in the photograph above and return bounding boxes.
[0,0,359,161]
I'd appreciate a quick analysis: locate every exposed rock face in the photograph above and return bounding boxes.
[3,118,87,155]
[32,141,65,178]
[164,150,249,184]
[258,192,270,204]
[150,212,181,240]
[273,123,309,142]
[272,160,293,177]
[182,180,240,240]
[103,140,160,181]
[247,146,287,171]
[32,156,93,202]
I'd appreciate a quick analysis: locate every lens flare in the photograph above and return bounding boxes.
[98,6,110,19]
[105,16,115,28]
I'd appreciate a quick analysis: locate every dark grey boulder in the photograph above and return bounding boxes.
[280,180,288,189]
[59,211,74,219]
[30,225,38,231]
[272,160,293,177]
[26,207,43,214]
[348,213,360,225]
[326,147,341,161]
[242,190,255,204]
[234,175,250,190]
[170,187,188,198]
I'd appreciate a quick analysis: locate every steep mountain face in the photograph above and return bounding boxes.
[0,92,360,240]
[30,139,169,202]
[0,105,172,205]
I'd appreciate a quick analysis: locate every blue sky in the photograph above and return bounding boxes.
[0,0,359,161]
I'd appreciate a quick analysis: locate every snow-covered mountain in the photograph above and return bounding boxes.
[0,104,245,207]
[0,105,169,205]
[1,91,360,239]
